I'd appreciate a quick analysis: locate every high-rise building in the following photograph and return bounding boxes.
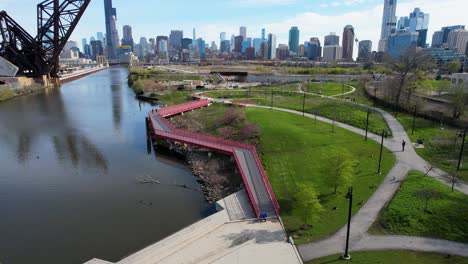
[82,38,87,53]
[242,38,252,54]
[104,0,118,59]
[121,25,134,51]
[193,28,196,40]
[431,31,444,48]
[278,44,289,60]
[149,38,156,54]
[442,25,465,44]
[109,15,120,56]
[97,32,104,42]
[289,26,300,53]
[308,38,322,61]
[357,40,372,62]
[379,0,398,52]
[448,30,468,54]
[182,38,193,50]
[90,40,104,60]
[196,38,206,59]
[170,30,183,50]
[267,33,277,60]
[245,47,255,60]
[158,39,168,52]
[220,32,226,43]
[262,28,266,40]
[387,30,419,58]
[397,16,409,30]
[253,38,263,55]
[138,37,148,58]
[298,44,305,57]
[408,8,430,47]
[156,36,168,52]
[342,25,355,61]
[211,41,218,51]
[240,26,247,39]
[220,40,231,53]
[234,36,243,53]
[324,32,339,46]
[322,45,342,62]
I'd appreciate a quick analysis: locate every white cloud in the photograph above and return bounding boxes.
[228,0,297,6]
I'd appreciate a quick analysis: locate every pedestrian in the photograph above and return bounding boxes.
[402,140,406,152]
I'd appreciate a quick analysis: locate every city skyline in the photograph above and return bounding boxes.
[1,0,466,55]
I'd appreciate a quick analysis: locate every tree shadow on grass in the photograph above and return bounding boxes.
[223,229,286,247]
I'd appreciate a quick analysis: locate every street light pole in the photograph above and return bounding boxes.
[342,81,345,100]
[342,187,353,260]
[457,128,467,171]
[378,129,386,174]
[412,106,417,135]
[271,90,274,109]
[365,109,370,141]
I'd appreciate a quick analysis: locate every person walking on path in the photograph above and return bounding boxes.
[402,140,406,152]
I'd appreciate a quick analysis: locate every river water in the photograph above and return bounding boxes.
[0,67,211,264]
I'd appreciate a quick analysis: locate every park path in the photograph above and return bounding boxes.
[249,104,468,261]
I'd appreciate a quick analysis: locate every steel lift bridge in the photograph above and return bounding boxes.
[0,0,91,79]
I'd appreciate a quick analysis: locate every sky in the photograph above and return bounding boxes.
[1,0,467,52]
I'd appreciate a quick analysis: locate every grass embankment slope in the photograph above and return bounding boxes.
[370,171,468,243]
[204,86,390,136]
[0,88,15,102]
[307,250,468,264]
[247,108,394,243]
[178,103,395,244]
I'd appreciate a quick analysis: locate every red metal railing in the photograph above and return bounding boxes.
[148,99,280,218]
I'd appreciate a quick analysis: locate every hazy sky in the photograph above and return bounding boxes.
[1,0,467,51]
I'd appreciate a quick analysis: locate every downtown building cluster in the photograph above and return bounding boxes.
[63,0,468,70]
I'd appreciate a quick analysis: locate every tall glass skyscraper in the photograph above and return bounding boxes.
[104,0,118,59]
[289,27,300,53]
[342,25,355,61]
[267,33,276,60]
[379,0,397,51]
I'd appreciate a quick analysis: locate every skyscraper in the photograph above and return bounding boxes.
[240,26,247,39]
[220,40,231,53]
[121,25,134,51]
[82,38,87,53]
[104,0,118,59]
[193,28,196,40]
[234,36,243,53]
[97,32,104,42]
[379,0,398,52]
[397,17,410,30]
[262,28,266,40]
[139,37,148,58]
[342,25,355,61]
[156,36,169,52]
[307,37,322,61]
[409,8,430,47]
[323,46,342,62]
[267,33,276,60]
[431,31,444,48]
[357,40,372,62]
[387,30,419,58]
[109,15,120,56]
[220,32,226,43]
[170,30,183,50]
[324,32,339,46]
[289,26,300,53]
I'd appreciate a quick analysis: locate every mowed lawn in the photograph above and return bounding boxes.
[307,250,468,264]
[304,82,353,96]
[370,172,468,243]
[246,108,395,243]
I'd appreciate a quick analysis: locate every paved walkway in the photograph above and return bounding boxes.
[247,104,468,261]
[85,191,301,264]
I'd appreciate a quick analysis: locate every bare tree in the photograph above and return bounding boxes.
[451,84,467,119]
[386,49,433,110]
[414,188,441,212]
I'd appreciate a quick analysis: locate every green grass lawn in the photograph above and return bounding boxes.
[370,171,468,243]
[247,108,395,243]
[204,89,390,136]
[304,82,353,96]
[307,250,468,264]
[158,91,194,106]
[420,79,451,94]
[395,113,468,181]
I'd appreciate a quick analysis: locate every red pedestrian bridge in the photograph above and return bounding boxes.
[148,100,280,218]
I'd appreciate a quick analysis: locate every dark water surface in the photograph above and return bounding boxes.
[0,67,211,264]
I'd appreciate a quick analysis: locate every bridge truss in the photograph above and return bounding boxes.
[0,0,90,78]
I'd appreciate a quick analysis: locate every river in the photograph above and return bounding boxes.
[0,67,211,264]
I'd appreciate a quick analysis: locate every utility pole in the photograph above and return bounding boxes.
[412,106,417,135]
[365,109,370,141]
[457,128,467,171]
[342,187,353,260]
[378,129,386,174]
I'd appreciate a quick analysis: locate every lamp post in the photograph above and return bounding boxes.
[302,82,307,117]
[378,129,387,174]
[457,128,467,171]
[342,187,353,260]
[412,106,417,135]
[365,108,370,141]
[342,81,345,100]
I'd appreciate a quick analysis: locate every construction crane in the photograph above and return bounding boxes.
[0,0,91,78]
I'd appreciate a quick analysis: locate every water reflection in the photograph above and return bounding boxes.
[111,69,123,131]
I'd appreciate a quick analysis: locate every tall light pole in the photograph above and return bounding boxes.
[378,129,387,174]
[342,187,353,260]
[365,109,370,141]
[457,128,467,171]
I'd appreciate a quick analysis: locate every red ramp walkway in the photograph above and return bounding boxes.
[148,100,279,218]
